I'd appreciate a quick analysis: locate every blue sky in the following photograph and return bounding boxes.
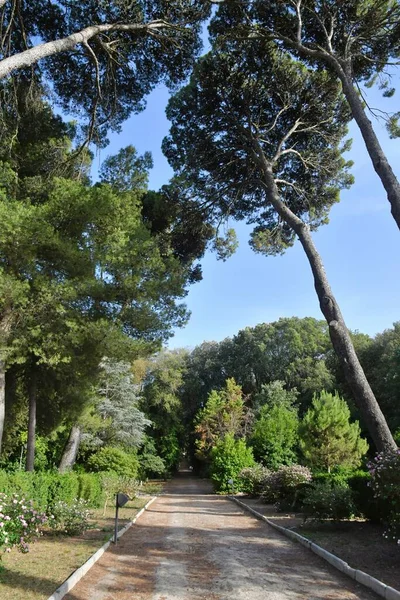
[96,66,400,350]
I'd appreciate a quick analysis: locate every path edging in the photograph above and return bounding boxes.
[229,496,400,600]
[47,496,157,600]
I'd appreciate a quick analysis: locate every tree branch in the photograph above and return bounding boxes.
[272,119,302,163]
[0,19,174,80]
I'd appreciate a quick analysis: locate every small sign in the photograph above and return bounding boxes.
[117,492,130,508]
[114,492,130,544]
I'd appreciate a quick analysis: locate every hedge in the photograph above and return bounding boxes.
[0,471,104,511]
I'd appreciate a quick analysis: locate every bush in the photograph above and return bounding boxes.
[77,474,103,507]
[238,465,271,495]
[100,473,138,513]
[48,498,92,536]
[139,454,166,479]
[368,450,400,542]
[210,434,255,493]
[260,464,312,506]
[347,471,380,522]
[87,447,139,478]
[302,482,356,521]
[0,493,47,554]
[0,470,104,512]
[47,473,80,509]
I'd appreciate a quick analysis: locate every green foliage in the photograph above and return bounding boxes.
[251,382,299,468]
[210,433,255,493]
[195,378,249,461]
[299,391,368,471]
[346,471,380,522]
[302,482,356,522]
[368,450,400,542]
[164,41,353,257]
[48,498,92,536]
[0,2,210,142]
[87,447,139,478]
[0,471,103,511]
[138,437,166,479]
[210,1,400,133]
[237,465,271,496]
[85,359,151,450]
[159,430,182,474]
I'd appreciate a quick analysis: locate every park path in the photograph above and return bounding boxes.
[64,473,379,600]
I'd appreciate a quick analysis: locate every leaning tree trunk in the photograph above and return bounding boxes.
[0,359,5,456]
[337,66,400,231]
[59,424,82,472]
[25,367,38,472]
[261,164,397,453]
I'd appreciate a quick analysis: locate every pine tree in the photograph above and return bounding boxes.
[299,391,368,472]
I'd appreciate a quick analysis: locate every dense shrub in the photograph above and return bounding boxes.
[368,450,400,542]
[346,471,380,522]
[47,473,80,509]
[238,465,271,495]
[77,474,103,507]
[0,470,107,512]
[87,447,139,478]
[260,464,312,506]
[210,434,255,493]
[302,482,356,521]
[0,493,47,553]
[251,403,299,469]
[48,499,92,535]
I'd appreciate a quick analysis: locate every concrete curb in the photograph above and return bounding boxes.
[47,496,157,600]
[229,496,400,600]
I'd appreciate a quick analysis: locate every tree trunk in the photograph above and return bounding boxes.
[25,368,38,472]
[260,163,397,453]
[0,359,5,457]
[337,67,400,231]
[59,424,82,472]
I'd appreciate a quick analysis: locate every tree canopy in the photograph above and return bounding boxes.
[210,1,400,229]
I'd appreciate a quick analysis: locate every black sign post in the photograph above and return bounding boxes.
[114,492,130,544]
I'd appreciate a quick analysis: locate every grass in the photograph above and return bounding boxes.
[0,497,149,600]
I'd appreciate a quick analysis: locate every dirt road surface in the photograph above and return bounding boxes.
[64,474,379,600]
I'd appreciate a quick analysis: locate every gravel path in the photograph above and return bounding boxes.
[64,474,379,600]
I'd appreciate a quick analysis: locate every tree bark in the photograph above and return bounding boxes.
[25,367,37,472]
[337,68,400,231]
[59,424,82,472]
[259,161,397,453]
[0,359,5,457]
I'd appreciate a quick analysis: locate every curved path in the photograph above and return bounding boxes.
[65,474,378,600]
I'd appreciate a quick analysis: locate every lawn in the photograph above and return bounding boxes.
[0,498,149,600]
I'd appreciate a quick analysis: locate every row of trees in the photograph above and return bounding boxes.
[195,377,368,477]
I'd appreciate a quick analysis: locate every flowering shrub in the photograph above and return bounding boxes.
[302,482,356,521]
[238,465,271,495]
[368,450,400,542]
[48,499,92,536]
[0,493,47,554]
[260,464,312,505]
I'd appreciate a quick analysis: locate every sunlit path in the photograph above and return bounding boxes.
[64,473,379,600]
